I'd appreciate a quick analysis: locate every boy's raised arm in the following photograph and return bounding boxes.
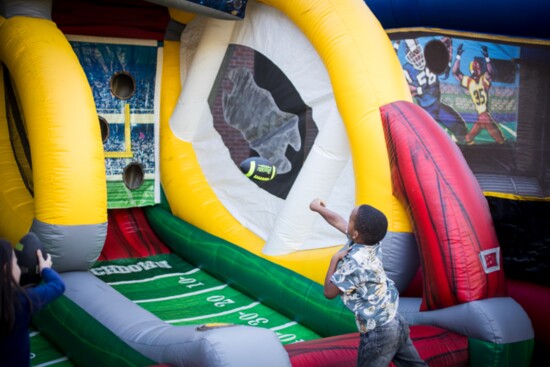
[310,198,348,234]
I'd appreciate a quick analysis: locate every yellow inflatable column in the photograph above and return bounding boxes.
[0,57,35,243]
[0,16,107,271]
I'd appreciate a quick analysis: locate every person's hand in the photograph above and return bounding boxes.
[442,37,453,57]
[441,37,452,49]
[481,45,489,58]
[37,249,52,273]
[309,198,326,212]
[456,43,464,56]
[331,247,350,263]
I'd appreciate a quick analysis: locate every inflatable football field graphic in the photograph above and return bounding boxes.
[29,249,322,365]
[29,326,73,367]
[90,253,320,344]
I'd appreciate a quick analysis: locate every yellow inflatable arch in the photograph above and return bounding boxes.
[161,0,416,285]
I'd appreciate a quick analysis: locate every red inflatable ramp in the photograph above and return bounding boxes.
[285,325,468,367]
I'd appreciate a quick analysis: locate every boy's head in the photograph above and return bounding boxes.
[347,205,388,245]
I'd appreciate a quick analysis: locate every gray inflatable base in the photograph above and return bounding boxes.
[61,271,292,367]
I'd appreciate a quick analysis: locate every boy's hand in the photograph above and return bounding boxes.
[332,247,350,263]
[37,249,52,272]
[309,198,326,212]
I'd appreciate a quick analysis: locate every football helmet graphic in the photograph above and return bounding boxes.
[470,59,482,76]
[404,39,426,70]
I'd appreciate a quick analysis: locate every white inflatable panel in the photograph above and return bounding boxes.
[170,2,355,253]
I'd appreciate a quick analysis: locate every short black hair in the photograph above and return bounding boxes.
[355,205,388,245]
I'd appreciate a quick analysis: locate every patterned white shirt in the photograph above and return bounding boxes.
[331,242,399,333]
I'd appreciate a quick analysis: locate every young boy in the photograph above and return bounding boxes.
[310,199,427,367]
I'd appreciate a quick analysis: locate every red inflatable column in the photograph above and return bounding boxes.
[381,101,506,310]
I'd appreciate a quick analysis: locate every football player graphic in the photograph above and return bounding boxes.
[397,38,468,143]
[452,44,506,144]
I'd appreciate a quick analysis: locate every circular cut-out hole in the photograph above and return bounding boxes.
[110,71,136,100]
[99,116,109,143]
[123,162,144,190]
[424,39,451,75]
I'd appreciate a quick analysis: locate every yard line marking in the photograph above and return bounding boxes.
[29,331,40,337]
[166,302,260,323]
[270,322,298,331]
[134,284,228,303]
[34,357,69,367]
[106,268,201,285]
[500,123,517,138]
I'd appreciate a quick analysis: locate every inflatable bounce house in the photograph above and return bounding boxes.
[1,0,549,366]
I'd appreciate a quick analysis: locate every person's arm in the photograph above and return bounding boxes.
[27,250,65,311]
[401,63,423,97]
[481,45,494,82]
[392,40,400,55]
[441,36,453,79]
[323,249,349,299]
[409,84,422,97]
[452,43,464,82]
[309,198,348,234]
